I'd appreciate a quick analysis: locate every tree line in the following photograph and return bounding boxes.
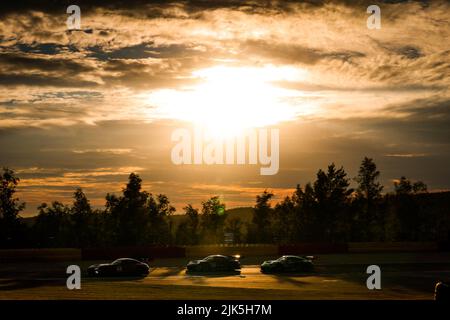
[1,157,449,248]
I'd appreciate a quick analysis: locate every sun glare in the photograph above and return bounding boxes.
[148,65,310,138]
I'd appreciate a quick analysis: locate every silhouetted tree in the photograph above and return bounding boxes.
[391,176,428,240]
[250,190,274,243]
[2,163,448,248]
[314,163,353,242]
[273,195,296,243]
[175,221,190,245]
[353,157,384,241]
[355,157,383,201]
[182,204,200,245]
[413,181,428,194]
[394,176,413,195]
[33,202,71,247]
[291,183,317,241]
[105,173,150,245]
[0,168,26,247]
[200,196,226,244]
[225,216,243,244]
[70,188,94,247]
[147,194,175,244]
[394,176,427,195]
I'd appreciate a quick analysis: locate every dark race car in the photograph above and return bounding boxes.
[260,255,315,274]
[87,258,150,277]
[186,255,241,273]
[435,281,450,301]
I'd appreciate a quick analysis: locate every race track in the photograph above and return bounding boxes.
[1,253,449,299]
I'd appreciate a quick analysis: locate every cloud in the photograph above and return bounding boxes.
[72,148,133,155]
[385,153,428,158]
[0,52,94,73]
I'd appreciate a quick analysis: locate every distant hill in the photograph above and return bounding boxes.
[21,207,255,228]
[170,206,254,230]
[225,207,254,224]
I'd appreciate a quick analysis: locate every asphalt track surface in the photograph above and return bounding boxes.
[1,253,449,299]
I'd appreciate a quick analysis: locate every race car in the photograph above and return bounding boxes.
[186,255,241,273]
[435,281,450,301]
[87,258,150,277]
[260,255,315,274]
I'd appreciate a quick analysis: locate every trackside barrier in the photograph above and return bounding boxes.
[0,242,442,262]
[81,246,186,260]
[278,243,348,255]
[0,248,81,262]
[185,244,278,258]
[348,242,438,253]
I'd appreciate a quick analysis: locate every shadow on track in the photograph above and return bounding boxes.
[86,274,148,281]
[0,278,63,291]
[185,270,241,277]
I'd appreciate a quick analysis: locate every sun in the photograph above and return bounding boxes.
[147,64,310,138]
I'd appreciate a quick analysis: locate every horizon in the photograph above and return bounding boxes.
[14,167,450,218]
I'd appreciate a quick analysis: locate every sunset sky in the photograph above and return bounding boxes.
[0,0,449,216]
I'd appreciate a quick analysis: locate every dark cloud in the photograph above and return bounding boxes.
[15,43,79,55]
[372,39,425,60]
[390,97,450,121]
[240,40,367,66]
[240,40,322,65]
[0,74,98,88]
[87,42,204,60]
[341,97,450,146]
[31,91,103,100]
[397,46,423,60]
[0,0,315,17]
[0,52,94,74]
[272,81,446,93]
[0,0,439,17]
[322,51,366,63]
